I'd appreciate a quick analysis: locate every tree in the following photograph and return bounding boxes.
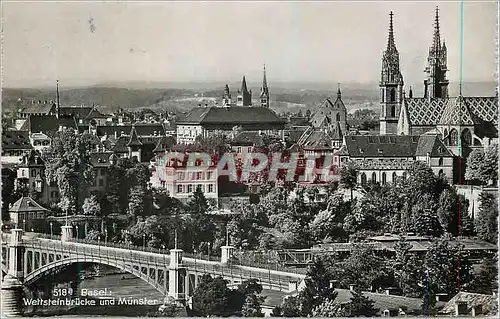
[311,298,344,317]
[192,275,234,317]
[475,192,498,243]
[82,195,101,216]
[412,198,443,237]
[1,168,16,221]
[339,161,358,201]
[299,257,338,316]
[483,144,498,185]
[391,237,422,297]
[241,294,265,317]
[348,289,379,317]
[424,239,474,306]
[42,130,95,215]
[465,149,486,184]
[275,296,301,317]
[470,257,498,295]
[186,186,216,252]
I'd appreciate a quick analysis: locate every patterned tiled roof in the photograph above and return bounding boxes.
[440,292,498,316]
[405,96,497,126]
[355,159,416,170]
[20,103,55,115]
[439,95,475,125]
[27,115,78,135]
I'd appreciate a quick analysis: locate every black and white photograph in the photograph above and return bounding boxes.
[0,1,498,317]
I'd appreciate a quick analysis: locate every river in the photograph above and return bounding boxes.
[8,269,165,317]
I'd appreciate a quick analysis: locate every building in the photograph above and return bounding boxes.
[150,153,219,202]
[1,131,33,164]
[176,106,285,144]
[379,8,498,151]
[9,196,50,232]
[336,134,454,184]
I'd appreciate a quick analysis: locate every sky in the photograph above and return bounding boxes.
[2,1,498,88]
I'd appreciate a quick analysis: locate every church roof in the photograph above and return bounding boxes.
[404,96,497,126]
[153,135,176,153]
[127,127,143,147]
[10,197,48,213]
[439,95,475,125]
[344,135,452,158]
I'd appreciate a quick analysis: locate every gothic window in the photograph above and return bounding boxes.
[360,173,367,185]
[392,172,397,182]
[391,105,396,117]
[372,172,377,182]
[381,89,385,102]
[336,113,341,122]
[402,172,407,180]
[382,172,387,185]
[461,129,472,146]
[449,129,458,146]
[438,157,444,166]
[438,169,444,178]
[390,88,396,102]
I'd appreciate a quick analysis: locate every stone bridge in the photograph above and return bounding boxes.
[1,227,305,317]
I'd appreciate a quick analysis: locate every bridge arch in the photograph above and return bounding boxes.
[23,256,167,295]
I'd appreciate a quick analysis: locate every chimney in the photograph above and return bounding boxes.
[424,80,429,99]
[349,284,355,291]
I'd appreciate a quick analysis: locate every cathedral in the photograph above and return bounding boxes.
[221,66,270,108]
[379,8,498,156]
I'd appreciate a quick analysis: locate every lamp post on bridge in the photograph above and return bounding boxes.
[75,225,79,239]
[50,222,53,236]
[22,219,25,232]
[143,234,146,250]
[105,229,108,245]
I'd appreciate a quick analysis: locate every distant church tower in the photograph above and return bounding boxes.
[222,84,232,106]
[379,11,404,135]
[259,65,270,107]
[424,7,449,99]
[236,76,252,106]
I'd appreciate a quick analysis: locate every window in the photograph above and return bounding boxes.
[461,129,472,146]
[438,157,444,166]
[382,172,387,185]
[22,170,26,177]
[372,172,377,182]
[200,185,205,193]
[360,173,367,185]
[449,129,458,146]
[177,185,183,193]
[98,179,104,187]
[237,147,242,153]
[391,105,396,117]
[178,172,185,181]
[392,172,397,182]
[208,184,214,193]
[402,172,407,180]
[100,168,106,176]
[336,113,341,122]
[31,170,36,177]
[188,184,193,193]
[196,172,203,180]
[207,172,212,180]
[390,88,396,102]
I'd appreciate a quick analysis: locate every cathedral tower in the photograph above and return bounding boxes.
[260,65,270,107]
[222,84,232,106]
[236,76,252,106]
[379,11,404,135]
[424,7,449,99]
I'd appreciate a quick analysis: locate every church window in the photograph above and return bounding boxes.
[371,172,377,182]
[402,172,407,180]
[336,113,341,122]
[390,88,396,102]
[381,90,385,102]
[392,172,397,182]
[391,105,396,117]
[449,129,458,146]
[382,172,387,185]
[438,169,445,178]
[461,129,472,146]
[438,157,444,166]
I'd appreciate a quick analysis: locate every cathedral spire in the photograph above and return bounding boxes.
[337,83,342,99]
[432,6,441,51]
[387,11,395,50]
[241,76,249,93]
[262,64,267,88]
[56,80,60,118]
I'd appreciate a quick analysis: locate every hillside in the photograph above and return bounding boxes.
[2,81,495,115]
